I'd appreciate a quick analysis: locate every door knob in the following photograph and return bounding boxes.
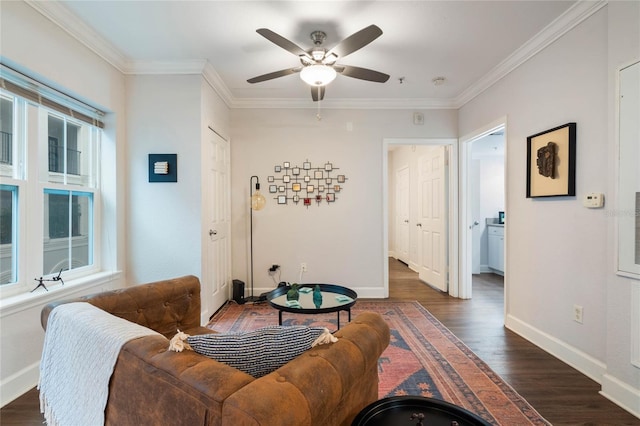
[416,223,422,227]
[469,221,480,229]
[209,229,217,236]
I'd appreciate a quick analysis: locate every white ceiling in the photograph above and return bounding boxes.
[32,0,584,109]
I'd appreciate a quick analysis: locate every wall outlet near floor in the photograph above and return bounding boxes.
[573,304,584,324]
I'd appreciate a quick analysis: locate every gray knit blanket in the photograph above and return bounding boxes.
[39,302,161,426]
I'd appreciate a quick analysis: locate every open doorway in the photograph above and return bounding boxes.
[383,138,458,298]
[470,130,505,276]
[459,117,506,312]
[469,129,505,310]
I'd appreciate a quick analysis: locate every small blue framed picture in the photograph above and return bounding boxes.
[149,154,177,183]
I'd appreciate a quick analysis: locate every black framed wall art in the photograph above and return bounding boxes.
[526,122,576,198]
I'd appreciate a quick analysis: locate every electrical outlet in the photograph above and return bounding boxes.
[301,262,308,272]
[573,305,584,324]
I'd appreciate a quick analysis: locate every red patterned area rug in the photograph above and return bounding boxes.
[208,300,550,426]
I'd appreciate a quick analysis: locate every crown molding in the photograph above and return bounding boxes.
[202,62,235,109]
[28,0,608,111]
[25,0,129,73]
[230,97,458,110]
[454,0,608,108]
[126,60,207,75]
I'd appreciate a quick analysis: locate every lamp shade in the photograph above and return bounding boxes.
[300,65,337,87]
[251,190,266,211]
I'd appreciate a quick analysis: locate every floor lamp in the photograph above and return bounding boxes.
[247,175,266,302]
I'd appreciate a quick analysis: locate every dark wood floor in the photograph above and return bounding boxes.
[387,258,640,426]
[2,258,639,425]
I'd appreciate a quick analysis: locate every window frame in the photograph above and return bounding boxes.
[0,89,102,299]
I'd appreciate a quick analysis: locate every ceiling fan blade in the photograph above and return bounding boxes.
[247,67,301,84]
[327,25,383,59]
[256,28,312,61]
[311,86,326,102]
[336,65,390,83]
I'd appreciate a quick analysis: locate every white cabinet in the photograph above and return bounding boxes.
[487,224,504,274]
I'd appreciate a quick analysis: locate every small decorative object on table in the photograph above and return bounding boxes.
[287,283,300,301]
[285,300,302,308]
[313,284,323,308]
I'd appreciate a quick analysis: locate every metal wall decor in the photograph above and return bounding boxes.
[269,160,347,207]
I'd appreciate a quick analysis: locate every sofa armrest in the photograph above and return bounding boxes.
[221,311,390,426]
[41,275,203,338]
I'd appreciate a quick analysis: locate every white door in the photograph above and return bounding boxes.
[202,129,231,322]
[417,147,447,291]
[396,167,410,263]
[471,158,482,274]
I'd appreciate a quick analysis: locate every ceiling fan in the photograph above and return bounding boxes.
[247,25,390,101]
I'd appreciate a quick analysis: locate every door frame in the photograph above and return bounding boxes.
[459,116,507,302]
[383,138,458,298]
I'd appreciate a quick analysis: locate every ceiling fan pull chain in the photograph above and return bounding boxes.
[316,87,322,121]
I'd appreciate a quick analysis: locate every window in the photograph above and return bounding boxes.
[0,94,17,287]
[48,116,81,176]
[0,67,104,297]
[44,189,93,274]
[0,97,13,168]
[0,185,17,285]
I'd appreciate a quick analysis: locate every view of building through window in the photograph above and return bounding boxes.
[0,88,101,290]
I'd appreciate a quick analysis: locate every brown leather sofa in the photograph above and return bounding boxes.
[40,275,390,426]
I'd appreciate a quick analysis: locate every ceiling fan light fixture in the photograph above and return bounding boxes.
[300,65,337,86]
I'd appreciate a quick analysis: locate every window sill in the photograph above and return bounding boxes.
[0,270,122,318]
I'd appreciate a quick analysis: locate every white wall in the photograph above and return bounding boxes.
[125,73,231,285]
[459,5,639,415]
[126,74,203,284]
[0,1,127,405]
[230,108,456,298]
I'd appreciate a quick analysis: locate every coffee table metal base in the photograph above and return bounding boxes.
[276,307,352,329]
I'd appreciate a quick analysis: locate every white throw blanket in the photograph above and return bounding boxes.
[39,302,161,426]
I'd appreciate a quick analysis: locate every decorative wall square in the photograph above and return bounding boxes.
[148,154,177,183]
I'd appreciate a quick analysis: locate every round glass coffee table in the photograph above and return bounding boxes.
[267,283,357,329]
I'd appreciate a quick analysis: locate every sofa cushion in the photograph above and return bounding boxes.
[186,326,326,378]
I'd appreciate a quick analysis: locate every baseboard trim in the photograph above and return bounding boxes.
[1,361,39,407]
[505,313,606,383]
[505,314,640,418]
[600,373,640,419]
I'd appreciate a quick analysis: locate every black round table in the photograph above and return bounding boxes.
[266,283,357,329]
[352,396,492,426]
